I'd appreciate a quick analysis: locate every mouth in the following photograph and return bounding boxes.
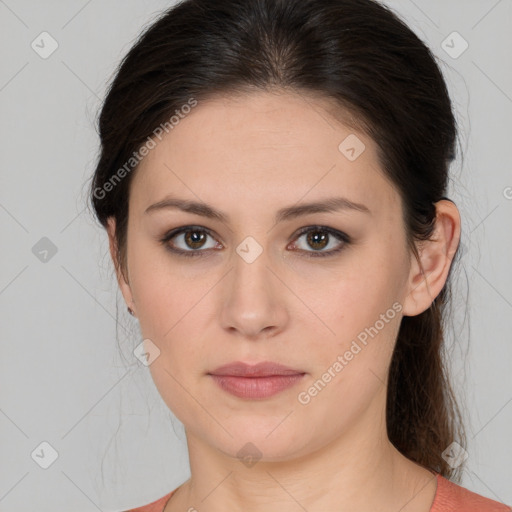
[208,361,306,399]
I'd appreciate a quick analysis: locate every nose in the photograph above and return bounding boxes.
[218,246,289,341]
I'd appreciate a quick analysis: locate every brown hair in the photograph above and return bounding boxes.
[89,0,466,480]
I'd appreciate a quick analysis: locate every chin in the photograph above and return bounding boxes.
[202,421,317,464]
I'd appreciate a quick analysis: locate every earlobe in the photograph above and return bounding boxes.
[106,217,136,315]
[402,200,461,317]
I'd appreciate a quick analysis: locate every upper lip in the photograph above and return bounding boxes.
[208,361,305,377]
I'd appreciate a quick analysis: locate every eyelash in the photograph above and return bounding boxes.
[159,225,351,259]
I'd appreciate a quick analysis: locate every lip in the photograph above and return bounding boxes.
[208,361,304,377]
[208,361,306,399]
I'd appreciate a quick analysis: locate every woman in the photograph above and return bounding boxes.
[89,0,511,510]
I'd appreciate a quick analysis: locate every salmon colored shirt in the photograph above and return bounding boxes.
[125,473,511,512]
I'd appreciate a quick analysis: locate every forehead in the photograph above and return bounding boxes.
[131,91,400,220]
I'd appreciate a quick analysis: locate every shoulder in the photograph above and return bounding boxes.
[123,489,175,512]
[431,474,511,512]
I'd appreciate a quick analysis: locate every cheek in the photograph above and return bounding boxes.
[310,250,404,334]
[298,246,405,388]
[128,245,215,377]
[297,301,400,422]
[127,239,201,336]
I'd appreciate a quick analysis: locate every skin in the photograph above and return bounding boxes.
[107,90,461,512]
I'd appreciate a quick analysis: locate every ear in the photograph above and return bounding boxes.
[402,199,461,316]
[106,217,136,315]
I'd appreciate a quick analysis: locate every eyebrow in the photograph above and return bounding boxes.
[144,195,371,223]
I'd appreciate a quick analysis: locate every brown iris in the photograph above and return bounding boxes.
[305,230,329,251]
[184,230,207,249]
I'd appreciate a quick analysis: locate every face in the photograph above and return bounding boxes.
[111,91,416,463]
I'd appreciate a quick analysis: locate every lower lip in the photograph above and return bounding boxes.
[209,374,305,399]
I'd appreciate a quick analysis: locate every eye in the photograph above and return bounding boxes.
[290,226,350,258]
[160,225,350,258]
[160,226,219,257]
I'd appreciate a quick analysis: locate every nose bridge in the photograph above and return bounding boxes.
[231,233,274,302]
[219,233,287,337]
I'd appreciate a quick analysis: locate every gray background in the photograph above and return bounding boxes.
[1,0,511,510]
